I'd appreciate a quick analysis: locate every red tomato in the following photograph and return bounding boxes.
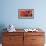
[20,11,26,17]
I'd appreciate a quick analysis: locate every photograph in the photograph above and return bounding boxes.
[18,9,34,19]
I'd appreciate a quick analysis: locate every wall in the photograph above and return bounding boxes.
[0,0,46,30]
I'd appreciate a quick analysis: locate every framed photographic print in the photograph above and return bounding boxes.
[18,9,34,19]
